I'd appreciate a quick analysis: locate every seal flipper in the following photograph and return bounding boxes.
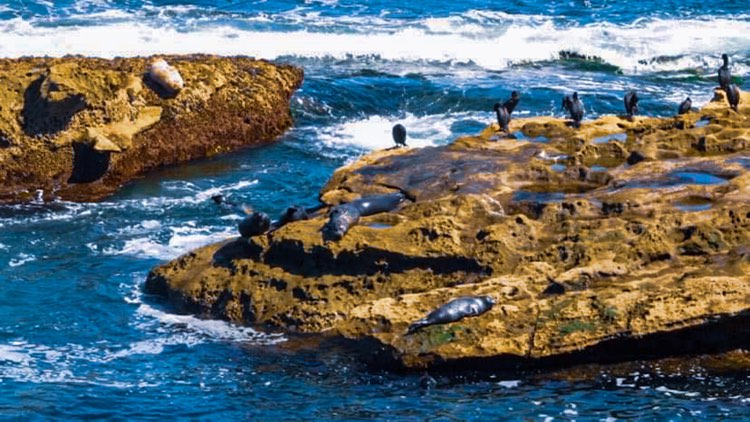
[406,318,432,335]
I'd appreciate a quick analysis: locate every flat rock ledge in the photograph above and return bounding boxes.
[0,55,303,203]
[147,90,750,371]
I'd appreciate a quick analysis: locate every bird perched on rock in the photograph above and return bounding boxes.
[502,91,521,116]
[678,97,692,115]
[727,83,741,112]
[562,92,583,128]
[493,102,510,132]
[624,90,639,118]
[392,124,407,147]
[718,53,731,92]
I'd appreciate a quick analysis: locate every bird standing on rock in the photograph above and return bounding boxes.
[718,53,731,92]
[392,124,407,147]
[562,92,583,128]
[493,102,510,132]
[624,90,639,118]
[727,84,741,112]
[678,97,692,115]
[503,91,521,116]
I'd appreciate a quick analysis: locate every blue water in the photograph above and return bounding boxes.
[2,0,750,419]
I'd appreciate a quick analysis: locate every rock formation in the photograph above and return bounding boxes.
[0,55,303,203]
[146,89,750,370]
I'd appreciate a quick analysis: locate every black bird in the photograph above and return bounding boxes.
[624,90,639,118]
[493,102,510,132]
[502,91,521,116]
[562,92,583,128]
[718,53,731,91]
[727,83,741,112]
[678,97,692,115]
[392,123,407,147]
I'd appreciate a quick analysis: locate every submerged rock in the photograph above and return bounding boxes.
[147,90,750,370]
[0,55,303,203]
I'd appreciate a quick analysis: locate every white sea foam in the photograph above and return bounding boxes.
[0,12,748,74]
[8,253,36,267]
[315,111,481,153]
[102,226,235,260]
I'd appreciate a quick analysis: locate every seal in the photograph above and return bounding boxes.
[624,90,639,118]
[147,58,184,94]
[322,192,407,241]
[238,211,271,238]
[562,92,583,128]
[727,83,741,112]
[392,124,407,147]
[493,102,510,132]
[406,296,496,335]
[502,91,521,116]
[719,53,731,91]
[678,97,692,115]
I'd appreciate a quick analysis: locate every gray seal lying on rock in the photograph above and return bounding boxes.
[406,296,496,335]
[322,192,407,241]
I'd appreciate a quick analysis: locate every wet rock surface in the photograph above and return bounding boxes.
[0,55,303,203]
[147,89,750,370]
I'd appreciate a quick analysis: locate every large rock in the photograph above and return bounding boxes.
[146,89,750,370]
[0,55,303,203]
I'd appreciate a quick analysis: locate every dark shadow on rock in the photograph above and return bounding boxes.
[212,237,263,268]
[142,73,179,99]
[68,142,110,183]
[22,76,87,137]
[0,132,11,148]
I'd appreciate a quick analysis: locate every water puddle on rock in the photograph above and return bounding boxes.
[551,163,566,172]
[592,132,627,144]
[627,171,729,189]
[512,131,550,143]
[361,222,394,229]
[674,200,713,212]
[512,191,566,203]
[727,156,750,169]
[694,118,711,128]
[590,165,608,172]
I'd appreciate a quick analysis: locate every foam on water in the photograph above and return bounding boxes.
[0,11,748,74]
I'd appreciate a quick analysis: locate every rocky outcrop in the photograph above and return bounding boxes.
[0,55,303,203]
[146,89,750,370]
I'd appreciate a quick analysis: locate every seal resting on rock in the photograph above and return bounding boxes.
[148,58,184,94]
[322,192,407,241]
[238,210,271,238]
[406,296,496,335]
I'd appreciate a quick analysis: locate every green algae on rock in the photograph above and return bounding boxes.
[146,89,750,370]
[0,55,303,203]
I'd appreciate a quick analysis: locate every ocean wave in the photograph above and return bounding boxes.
[0,9,748,74]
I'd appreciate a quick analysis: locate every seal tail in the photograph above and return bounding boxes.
[406,319,431,335]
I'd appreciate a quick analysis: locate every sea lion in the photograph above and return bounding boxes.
[392,124,407,147]
[678,97,692,115]
[624,90,639,118]
[238,211,271,238]
[727,83,741,112]
[322,192,407,241]
[502,91,521,116]
[718,53,731,91]
[493,102,510,132]
[562,92,583,128]
[276,205,309,228]
[406,296,496,335]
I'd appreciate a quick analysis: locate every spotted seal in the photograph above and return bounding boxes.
[322,192,407,241]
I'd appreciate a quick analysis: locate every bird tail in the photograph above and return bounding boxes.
[406,319,430,335]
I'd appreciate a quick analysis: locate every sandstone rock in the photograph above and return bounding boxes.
[146,90,750,370]
[0,55,303,203]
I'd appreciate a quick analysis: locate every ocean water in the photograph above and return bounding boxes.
[1,0,749,418]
